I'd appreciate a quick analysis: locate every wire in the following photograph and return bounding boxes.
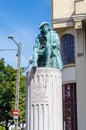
[21,51,29,61]
[0,49,16,51]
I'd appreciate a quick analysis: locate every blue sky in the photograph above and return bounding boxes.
[0,0,52,70]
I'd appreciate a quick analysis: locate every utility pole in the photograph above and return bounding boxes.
[8,35,21,130]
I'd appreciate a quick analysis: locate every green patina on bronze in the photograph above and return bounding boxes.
[30,21,63,70]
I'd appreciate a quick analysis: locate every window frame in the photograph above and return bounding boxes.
[61,34,75,66]
[62,83,77,130]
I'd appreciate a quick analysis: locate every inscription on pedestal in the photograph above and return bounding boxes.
[32,82,48,102]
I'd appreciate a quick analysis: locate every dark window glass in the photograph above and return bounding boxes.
[61,34,75,65]
[62,83,77,130]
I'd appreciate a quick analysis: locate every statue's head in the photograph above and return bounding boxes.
[39,21,49,29]
[39,21,50,34]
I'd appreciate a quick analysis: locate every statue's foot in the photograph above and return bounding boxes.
[46,62,50,67]
[33,63,37,68]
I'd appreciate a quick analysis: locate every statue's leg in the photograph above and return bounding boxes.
[45,44,51,66]
[51,50,57,68]
[53,56,57,67]
[55,50,63,70]
[56,56,63,70]
[33,47,38,67]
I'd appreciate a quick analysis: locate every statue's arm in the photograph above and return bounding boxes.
[34,37,39,48]
[28,37,39,65]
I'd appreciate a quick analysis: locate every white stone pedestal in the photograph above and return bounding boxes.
[26,67,63,130]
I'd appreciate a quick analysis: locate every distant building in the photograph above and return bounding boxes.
[52,0,86,129]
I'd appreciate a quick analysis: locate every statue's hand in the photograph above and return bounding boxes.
[29,59,33,64]
[51,44,57,49]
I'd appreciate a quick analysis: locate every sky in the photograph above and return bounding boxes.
[0,0,52,72]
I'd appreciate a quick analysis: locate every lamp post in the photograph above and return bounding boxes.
[8,35,21,130]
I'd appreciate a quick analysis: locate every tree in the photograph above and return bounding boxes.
[0,58,26,130]
[19,74,26,124]
[0,58,16,130]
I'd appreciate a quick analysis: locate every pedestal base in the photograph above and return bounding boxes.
[26,67,63,130]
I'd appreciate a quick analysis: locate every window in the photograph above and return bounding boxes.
[61,34,75,65]
[62,83,77,130]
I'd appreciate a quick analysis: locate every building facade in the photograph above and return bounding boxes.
[52,0,86,129]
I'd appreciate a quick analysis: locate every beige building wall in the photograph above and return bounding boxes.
[75,28,86,130]
[52,0,86,129]
[75,0,86,14]
[53,0,74,19]
[52,0,86,19]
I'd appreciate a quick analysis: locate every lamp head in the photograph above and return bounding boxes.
[8,35,14,39]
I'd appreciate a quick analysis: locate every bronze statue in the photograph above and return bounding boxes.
[30,21,63,70]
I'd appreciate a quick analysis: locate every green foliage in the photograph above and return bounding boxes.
[0,126,5,130]
[19,74,26,123]
[0,58,26,130]
[0,58,16,122]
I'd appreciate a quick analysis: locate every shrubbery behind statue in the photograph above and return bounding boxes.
[30,21,63,70]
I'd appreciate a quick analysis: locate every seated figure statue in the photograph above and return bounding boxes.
[31,21,63,70]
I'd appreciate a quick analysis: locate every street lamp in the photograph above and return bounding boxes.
[8,35,21,130]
